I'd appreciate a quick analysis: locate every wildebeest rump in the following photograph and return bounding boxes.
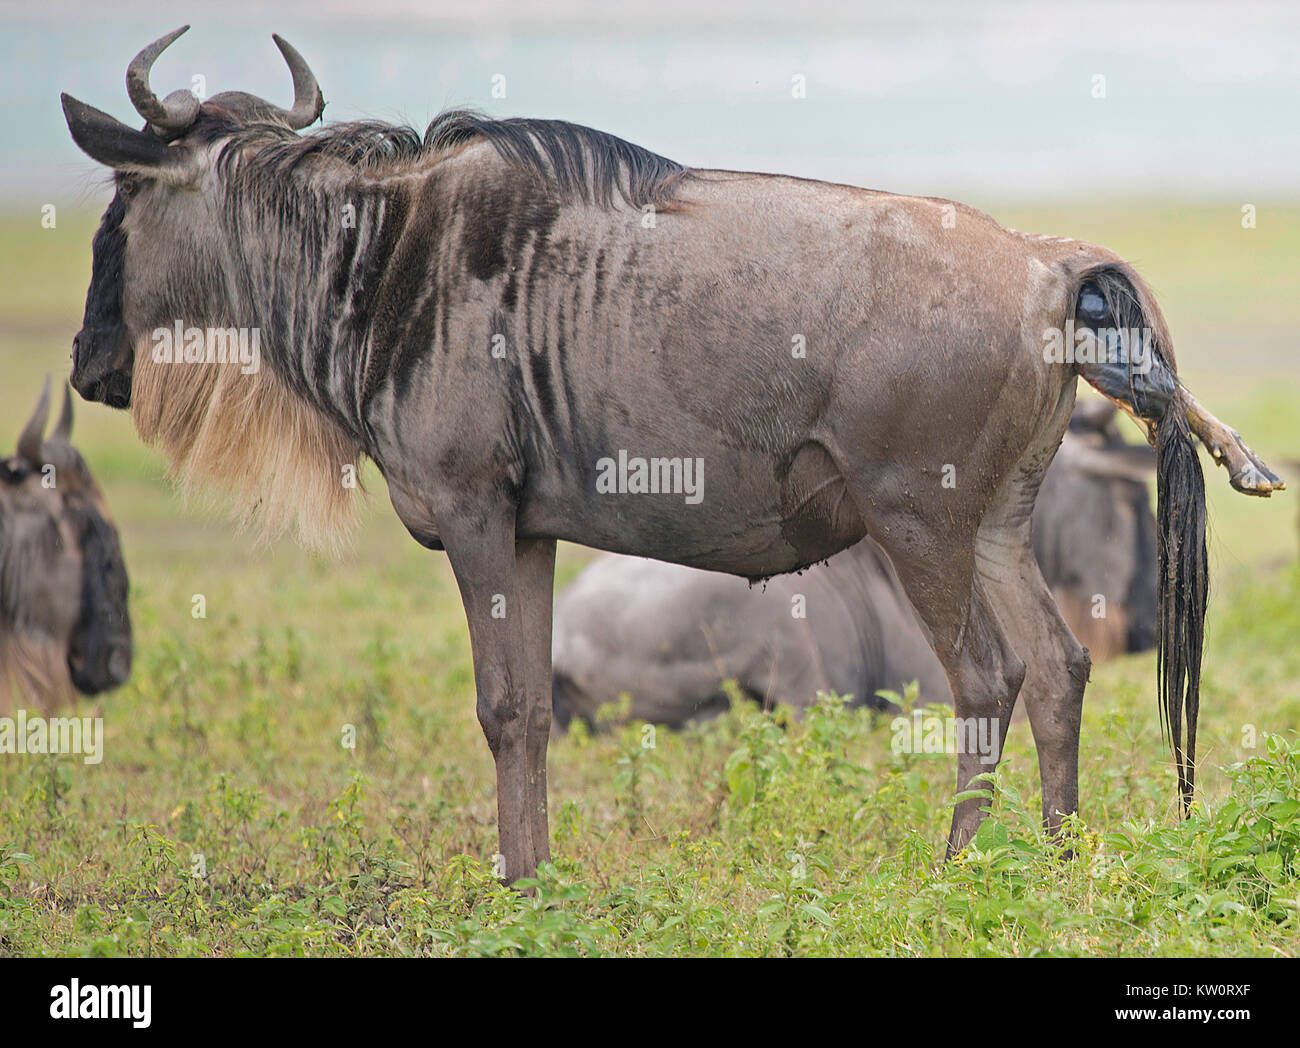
[61,28,1284,878]
[0,379,132,712]
[552,401,1158,729]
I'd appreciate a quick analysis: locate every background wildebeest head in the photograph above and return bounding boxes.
[0,379,132,710]
[63,25,324,409]
[1033,397,1158,659]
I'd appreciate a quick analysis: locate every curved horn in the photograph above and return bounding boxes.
[126,25,200,133]
[52,383,75,443]
[17,377,51,463]
[271,34,324,129]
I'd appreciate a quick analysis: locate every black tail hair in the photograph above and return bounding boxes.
[1156,408,1207,811]
[1073,264,1208,814]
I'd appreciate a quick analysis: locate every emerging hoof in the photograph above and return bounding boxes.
[1216,433,1285,497]
[1230,464,1283,496]
[1183,394,1286,497]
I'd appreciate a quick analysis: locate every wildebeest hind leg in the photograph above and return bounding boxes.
[971,384,1088,844]
[870,529,1025,856]
[977,524,1090,842]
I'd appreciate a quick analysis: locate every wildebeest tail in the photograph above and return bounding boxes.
[1070,263,1207,815]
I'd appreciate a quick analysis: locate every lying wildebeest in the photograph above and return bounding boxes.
[552,401,1157,729]
[0,379,132,712]
[62,27,1283,876]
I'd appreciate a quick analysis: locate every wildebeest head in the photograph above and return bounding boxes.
[0,379,132,707]
[63,25,323,410]
[61,27,362,551]
[1034,398,1158,658]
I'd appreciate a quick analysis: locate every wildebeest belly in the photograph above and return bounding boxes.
[520,433,867,577]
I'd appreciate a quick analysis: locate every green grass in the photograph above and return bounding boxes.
[0,204,1297,956]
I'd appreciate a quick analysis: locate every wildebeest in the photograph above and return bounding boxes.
[1033,400,1160,658]
[552,401,1158,729]
[61,28,1283,877]
[0,379,132,713]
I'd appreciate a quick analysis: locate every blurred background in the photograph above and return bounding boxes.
[5,0,1300,201]
[0,1,1296,956]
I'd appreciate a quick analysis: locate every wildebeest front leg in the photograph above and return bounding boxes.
[442,518,554,884]
[514,537,557,869]
[1181,391,1285,496]
[1109,387,1285,496]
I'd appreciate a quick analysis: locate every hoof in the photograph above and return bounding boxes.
[1230,464,1285,497]
[1215,433,1285,497]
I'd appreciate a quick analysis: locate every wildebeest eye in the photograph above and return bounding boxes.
[0,458,30,484]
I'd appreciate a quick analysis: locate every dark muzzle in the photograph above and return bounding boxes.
[65,506,133,695]
[71,328,133,408]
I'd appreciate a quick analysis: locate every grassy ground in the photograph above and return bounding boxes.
[0,202,1297,956]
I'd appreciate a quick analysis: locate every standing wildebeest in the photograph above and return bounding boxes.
[61,28,1283,877]
[552,401,1158,729]
[1,379,132,712]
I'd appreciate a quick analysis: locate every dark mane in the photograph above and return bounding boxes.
[205,108,690,210]
[426,110,689,209]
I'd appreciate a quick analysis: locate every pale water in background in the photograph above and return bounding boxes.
[2,0,1298,209]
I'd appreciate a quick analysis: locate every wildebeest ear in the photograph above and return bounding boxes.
[62,93,187,173]
[51,383,74,443]
[17,376,50,464]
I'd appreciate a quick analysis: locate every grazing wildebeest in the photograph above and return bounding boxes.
[62,28,1284,876]
[551,401,1158,729]
[1,379,132,713]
